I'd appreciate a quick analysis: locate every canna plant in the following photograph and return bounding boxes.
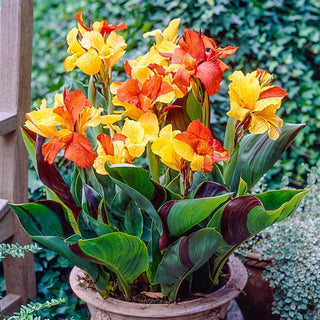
[10,13,309,302]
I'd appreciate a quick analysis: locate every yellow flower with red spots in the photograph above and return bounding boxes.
[227,69,287,140]
[151,124,182,172]
[64,12,127,76]
[94,114,159,174]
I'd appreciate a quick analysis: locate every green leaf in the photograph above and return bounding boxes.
[167,193,231,236]
[105,163,180,206]
[155,228,222,301]
[78,210,114,239]
[21,127,37,170]
[236,177,248,197]
[186,90,203,122]
[70,167,83,207]
[147,222,161,284]
[227,123,305,191]
[10,201,73,238]
[125,200,144,238]
[76,233,149,298]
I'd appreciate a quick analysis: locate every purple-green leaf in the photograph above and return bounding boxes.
[36,135,81,219]
[10,200,74,238]
[82,183,101,220]
[221,196,261,245]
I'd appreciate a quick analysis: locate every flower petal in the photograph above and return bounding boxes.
[42,136,65,164]
[76,48,102,75]
[195,61,223,96]
[64,132,97,167]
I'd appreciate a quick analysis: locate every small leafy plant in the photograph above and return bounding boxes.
[0,243,40,259]
[10,13,308,302]
[4,298,69,320]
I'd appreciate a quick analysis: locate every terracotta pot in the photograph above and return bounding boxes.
[69,255,247,320]
[236,252,279,320]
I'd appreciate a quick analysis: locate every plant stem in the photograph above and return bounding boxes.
[147,142,159,182]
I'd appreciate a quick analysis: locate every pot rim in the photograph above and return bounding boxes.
[69,255,247,318]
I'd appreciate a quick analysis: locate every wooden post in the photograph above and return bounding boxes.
[0,0,36,314]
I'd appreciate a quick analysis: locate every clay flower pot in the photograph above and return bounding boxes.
[236,252,278,320]
[69,255,247,320]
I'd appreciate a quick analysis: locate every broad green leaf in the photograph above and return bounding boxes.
[167,193,231,236]
[155,228,222,301]
[76,233,149,298]
[10,201,73,238]
[227,123,305,191]
[105,163,180,206]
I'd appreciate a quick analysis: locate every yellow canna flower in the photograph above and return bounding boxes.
[227,69,287,140]
[93,116,157,174]
[64,12,127,76]
[124,19,180,88]
[93,134,131,175]
[151,124,182,172]
[25,99,62,138]
[122,119,148,158]
[143,18,180,53]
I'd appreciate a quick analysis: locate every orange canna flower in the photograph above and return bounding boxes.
[172,120,228,173]
[114,74,175,118]
[25,89,103,167]
[167,29,238,96]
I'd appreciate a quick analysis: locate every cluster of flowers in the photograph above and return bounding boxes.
[25,13,287,181]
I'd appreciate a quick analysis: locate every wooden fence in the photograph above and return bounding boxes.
[0,0,36,316]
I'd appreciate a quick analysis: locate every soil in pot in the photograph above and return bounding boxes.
[70,255,247,320]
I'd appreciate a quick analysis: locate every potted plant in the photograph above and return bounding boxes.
[10,13,309,319]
